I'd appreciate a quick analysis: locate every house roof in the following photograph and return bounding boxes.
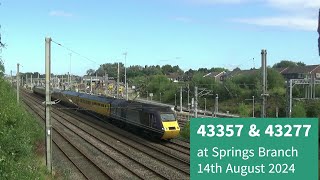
[281,65,320,74]
[167,72,181,79]
[223,69,258,78]
[203,71,225,78]
[273,67,288,73]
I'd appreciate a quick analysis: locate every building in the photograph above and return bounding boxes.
[280,65,320,80]
[203,71,226,82]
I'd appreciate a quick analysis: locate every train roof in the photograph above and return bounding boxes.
[113,99,173,112]
[35,88,174,113]
[61,90,115,103]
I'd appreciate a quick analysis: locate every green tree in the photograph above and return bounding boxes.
[292,102,306,117]
[0,59,4,77]
[267,68,285,89]
[272,60,305,68]
[238,103,251,117]
[305,101,320,117]
[86,69,95,76]
[296,61,306,66]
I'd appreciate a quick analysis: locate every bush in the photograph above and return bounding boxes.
[180,121,190,140]
[305,101,320,117]
[0,79,47,179]
[292,102,306,117]
[238,103,251,117]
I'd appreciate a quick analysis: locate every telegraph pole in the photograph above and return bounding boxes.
[38,73,40,86]
[45,37,52,173]
[10,70,13,86]
[69,53,72,84]
[252,96,255,118]
[31,74,33,88]
[215,94,219,117]
[180,86,183,112]
[123,52,128,100]
[175,93,177,106]
[261,49,268,118]
[90,77,93,94]
[16,63,20,104]
[289,79,293,118]
[187,84,190,111]
[117,62,120,98]
[194,86,198,118]
[68,72,70,85]
[204,98,206,116]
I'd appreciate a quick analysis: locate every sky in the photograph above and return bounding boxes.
[1,0,320,76]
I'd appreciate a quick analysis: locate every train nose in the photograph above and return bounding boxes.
[161,121,180,139]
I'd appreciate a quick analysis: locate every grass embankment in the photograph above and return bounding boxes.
[0,79,48,179]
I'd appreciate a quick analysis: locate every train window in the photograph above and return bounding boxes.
[160,114,175,121]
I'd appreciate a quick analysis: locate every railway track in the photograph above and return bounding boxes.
[21,89,190,179]
[22,92,111,179]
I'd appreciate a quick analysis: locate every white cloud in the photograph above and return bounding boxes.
[186,0,250,5]
[265,0,320,10]
[49,10,73,17]
[185,0,320,8]
[180,0,320,31]
[233,16,317,31]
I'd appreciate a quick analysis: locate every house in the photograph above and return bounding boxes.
[220,65,320,81]
[221,69,259,81]
[203,71,226,82]
[280,65,320,80]
[273,67,288,74]
[167,73,182,82]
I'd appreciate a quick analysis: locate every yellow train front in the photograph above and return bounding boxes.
[33,87,180,140]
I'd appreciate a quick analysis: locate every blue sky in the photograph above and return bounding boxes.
[1,0,319,75]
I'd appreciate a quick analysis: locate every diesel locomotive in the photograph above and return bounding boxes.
[33,87,180,140]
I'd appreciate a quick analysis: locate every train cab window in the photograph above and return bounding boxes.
[160,113,175,121]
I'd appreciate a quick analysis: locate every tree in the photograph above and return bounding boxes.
[292,102,306,117]
[0,19,4,77]
[0,59,4,77]
[267,68,285,89]
[305,101,320,117]
[209,67,228,73]
[296,61,306,66]
[86,69,95,76]
[272,60,305,68]
[238,103,251,117]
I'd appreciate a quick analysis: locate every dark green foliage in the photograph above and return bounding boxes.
[179,121,190,139]
[0,59,4,77]
[292,102,306,117]
[267,68,285,90]
[305,101,320,117]
[0,79,46,179]
[272,60,297,68]
[238,103,251,117]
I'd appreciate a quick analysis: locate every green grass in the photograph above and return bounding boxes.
[0,79,48,179]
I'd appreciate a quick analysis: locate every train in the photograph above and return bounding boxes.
[33,86,180,140]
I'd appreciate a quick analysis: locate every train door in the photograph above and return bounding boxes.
[149,113,157,128]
